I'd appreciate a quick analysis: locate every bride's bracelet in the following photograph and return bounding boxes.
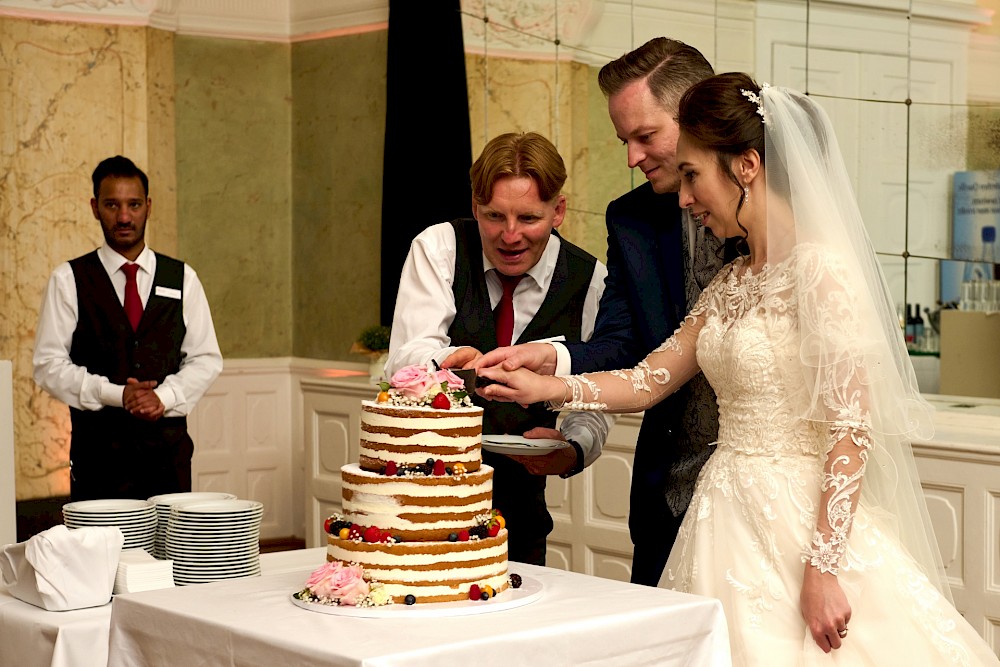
[546,376,607,412]
[545,377,572,411]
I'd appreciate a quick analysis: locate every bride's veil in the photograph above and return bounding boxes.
[761,84,951,601]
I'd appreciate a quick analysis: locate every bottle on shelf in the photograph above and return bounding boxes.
[913,303,924,349]
[961,226,997,304]
[922,305,939,354]
[983,225,997,265]
[904,303,915,345]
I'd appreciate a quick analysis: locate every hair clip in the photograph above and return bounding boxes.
[740,82,771,124]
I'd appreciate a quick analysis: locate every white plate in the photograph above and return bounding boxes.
[166,548,259,558]
[165,524,259,534]
[175,569,261,582]
[482,436,571,456]
[171,500,263,514]
[172,563,260,574]
[65,516,156,525]
[149,492,237,506]
[63,499,153,513]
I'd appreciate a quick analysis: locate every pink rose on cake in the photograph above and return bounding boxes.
[432,368,465,391]
[305,561,370,605]
[390,365,443,399]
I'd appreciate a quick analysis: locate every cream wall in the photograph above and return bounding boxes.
[290,32,387,359]
[175,35,294,358]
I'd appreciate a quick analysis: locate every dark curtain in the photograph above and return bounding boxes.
[381,0,473,325]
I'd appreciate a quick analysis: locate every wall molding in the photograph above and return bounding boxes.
[0,0,991,56]
[969,32,1000,102]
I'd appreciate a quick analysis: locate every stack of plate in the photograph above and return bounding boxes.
[62,499,157,552]
[148,492,237,560]
[165,499,263,585]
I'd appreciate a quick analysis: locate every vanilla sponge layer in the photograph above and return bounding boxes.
[341,463,493,541]
[327,531,509,604]
[360,401,483,472]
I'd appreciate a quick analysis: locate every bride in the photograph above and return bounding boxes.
[479,73,1000,666]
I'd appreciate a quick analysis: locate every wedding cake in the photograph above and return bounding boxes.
[296,365,515,606]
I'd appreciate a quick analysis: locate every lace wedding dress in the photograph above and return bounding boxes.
[555,245,1000,666]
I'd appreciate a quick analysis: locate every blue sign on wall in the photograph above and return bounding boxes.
[941,171,1000,304]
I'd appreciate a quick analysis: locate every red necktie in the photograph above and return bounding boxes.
[122,263,143,331]
[494,273,523,347]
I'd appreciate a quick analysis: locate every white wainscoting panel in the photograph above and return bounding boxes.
[187,359,301,540]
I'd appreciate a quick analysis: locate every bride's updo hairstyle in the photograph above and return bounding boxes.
[677,72,766,249]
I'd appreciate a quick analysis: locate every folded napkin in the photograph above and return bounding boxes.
[0,524,123,611]
[114,547,175,594]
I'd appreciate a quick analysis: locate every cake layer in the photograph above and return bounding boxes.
[341,463,493,541]
[360,401,483,473]
[328,531,509,603]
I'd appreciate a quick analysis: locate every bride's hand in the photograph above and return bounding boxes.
[476,366,565,406]
[800,566,852,653]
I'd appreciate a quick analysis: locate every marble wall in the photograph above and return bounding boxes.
[1,17,177,500]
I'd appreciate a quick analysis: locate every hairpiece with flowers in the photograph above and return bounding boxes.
[740,82,771,125]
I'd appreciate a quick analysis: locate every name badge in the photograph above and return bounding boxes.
[155,286,182,300]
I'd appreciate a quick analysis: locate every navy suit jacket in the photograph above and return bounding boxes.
[564,183,687,372]
[563,182,724,528]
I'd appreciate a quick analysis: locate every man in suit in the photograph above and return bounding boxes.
[34,155,223,501]
[475,38,731,585]
[386,132,611,566]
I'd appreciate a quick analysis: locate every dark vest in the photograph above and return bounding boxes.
[447,218,597,436]
[69,251,185,386]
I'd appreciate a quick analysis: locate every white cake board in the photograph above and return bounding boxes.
[290,574,541,618]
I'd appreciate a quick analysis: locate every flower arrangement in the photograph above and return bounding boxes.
[293,561,392,607]
[377,364,472,409]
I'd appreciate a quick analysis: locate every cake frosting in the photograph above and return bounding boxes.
[297,364,515,607]
[359,401,483,472]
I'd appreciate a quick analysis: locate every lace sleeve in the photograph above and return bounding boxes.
[547,286,713,415]
[798,247,874,576]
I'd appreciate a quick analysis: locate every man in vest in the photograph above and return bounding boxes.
[33,155,223,501]
[386,132,611,566]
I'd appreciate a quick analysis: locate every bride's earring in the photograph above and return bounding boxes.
[743,185,750,205]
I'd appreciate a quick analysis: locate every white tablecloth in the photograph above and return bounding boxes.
[107,549,731,667]
[0,587,112,667]
[0,547,322,667]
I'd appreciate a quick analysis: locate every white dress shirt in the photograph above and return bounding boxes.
[33,244,223,417]
[387,222,612,469]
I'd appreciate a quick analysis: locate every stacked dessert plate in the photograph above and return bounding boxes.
[148,492,237,560]
[165,499,263,585]
[62,499,157,553]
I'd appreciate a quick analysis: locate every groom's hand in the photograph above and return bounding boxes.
[473,342,558,375]
[505,427,577,476]
[441,346,482,370]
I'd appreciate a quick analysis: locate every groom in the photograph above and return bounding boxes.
[475,38,733,585]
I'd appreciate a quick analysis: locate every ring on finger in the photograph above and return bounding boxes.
[837,628,848,638]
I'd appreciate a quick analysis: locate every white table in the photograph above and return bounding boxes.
[106,550,731,667]
[0,587,112,667]
[0,548,322,667]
